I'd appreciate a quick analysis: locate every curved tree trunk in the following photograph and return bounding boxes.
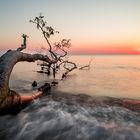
[0,49,53,103]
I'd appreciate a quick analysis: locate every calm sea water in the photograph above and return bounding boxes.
[10,55,140,99]
[1,54,140,140]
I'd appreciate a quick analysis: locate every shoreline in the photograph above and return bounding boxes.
[43,91,140,113]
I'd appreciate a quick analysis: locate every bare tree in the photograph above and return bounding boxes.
[30,14,77,80]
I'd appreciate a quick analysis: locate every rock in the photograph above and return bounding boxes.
[37,70,44,73]
[38,83,51,95]
[32,81,37,87]
[61,73,66,80]
[51,81,58,86]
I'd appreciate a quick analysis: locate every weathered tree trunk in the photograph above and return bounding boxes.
[0,49,53,103]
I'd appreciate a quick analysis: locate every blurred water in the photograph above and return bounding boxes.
[61,55,140,99]
[0,55,140,140]
[10,55,140,99]
[0,98,140,140]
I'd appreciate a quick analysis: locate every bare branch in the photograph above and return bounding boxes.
[30,17,58,60]
[17,34,28,51]
[79,58,93,70]
[30,14,77,81]
[61,61,77,80]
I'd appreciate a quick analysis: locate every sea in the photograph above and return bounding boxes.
[0,54,140,140]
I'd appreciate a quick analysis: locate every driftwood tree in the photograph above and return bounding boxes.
[0,14,95,116]
[0,15,77,109]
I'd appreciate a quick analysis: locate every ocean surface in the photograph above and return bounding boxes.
[1,54,140,140]
[10,54,140,99]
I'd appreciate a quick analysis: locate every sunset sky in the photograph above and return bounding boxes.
[0,0,140,54]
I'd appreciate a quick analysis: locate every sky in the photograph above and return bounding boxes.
[0,0,140,54]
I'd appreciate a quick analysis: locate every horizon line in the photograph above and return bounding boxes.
[0,51,140,56]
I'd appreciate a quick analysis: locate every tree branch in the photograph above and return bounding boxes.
[17,34,28,51]
[0,50,54,102]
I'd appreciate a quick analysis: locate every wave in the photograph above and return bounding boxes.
[0,93,140,140]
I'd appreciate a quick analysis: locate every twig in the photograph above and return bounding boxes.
[17,34,28,51]
[79,58,93,70]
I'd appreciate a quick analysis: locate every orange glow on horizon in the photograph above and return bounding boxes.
[0,38,140,55]
[70,45,140,55]
[1,43,140,55]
